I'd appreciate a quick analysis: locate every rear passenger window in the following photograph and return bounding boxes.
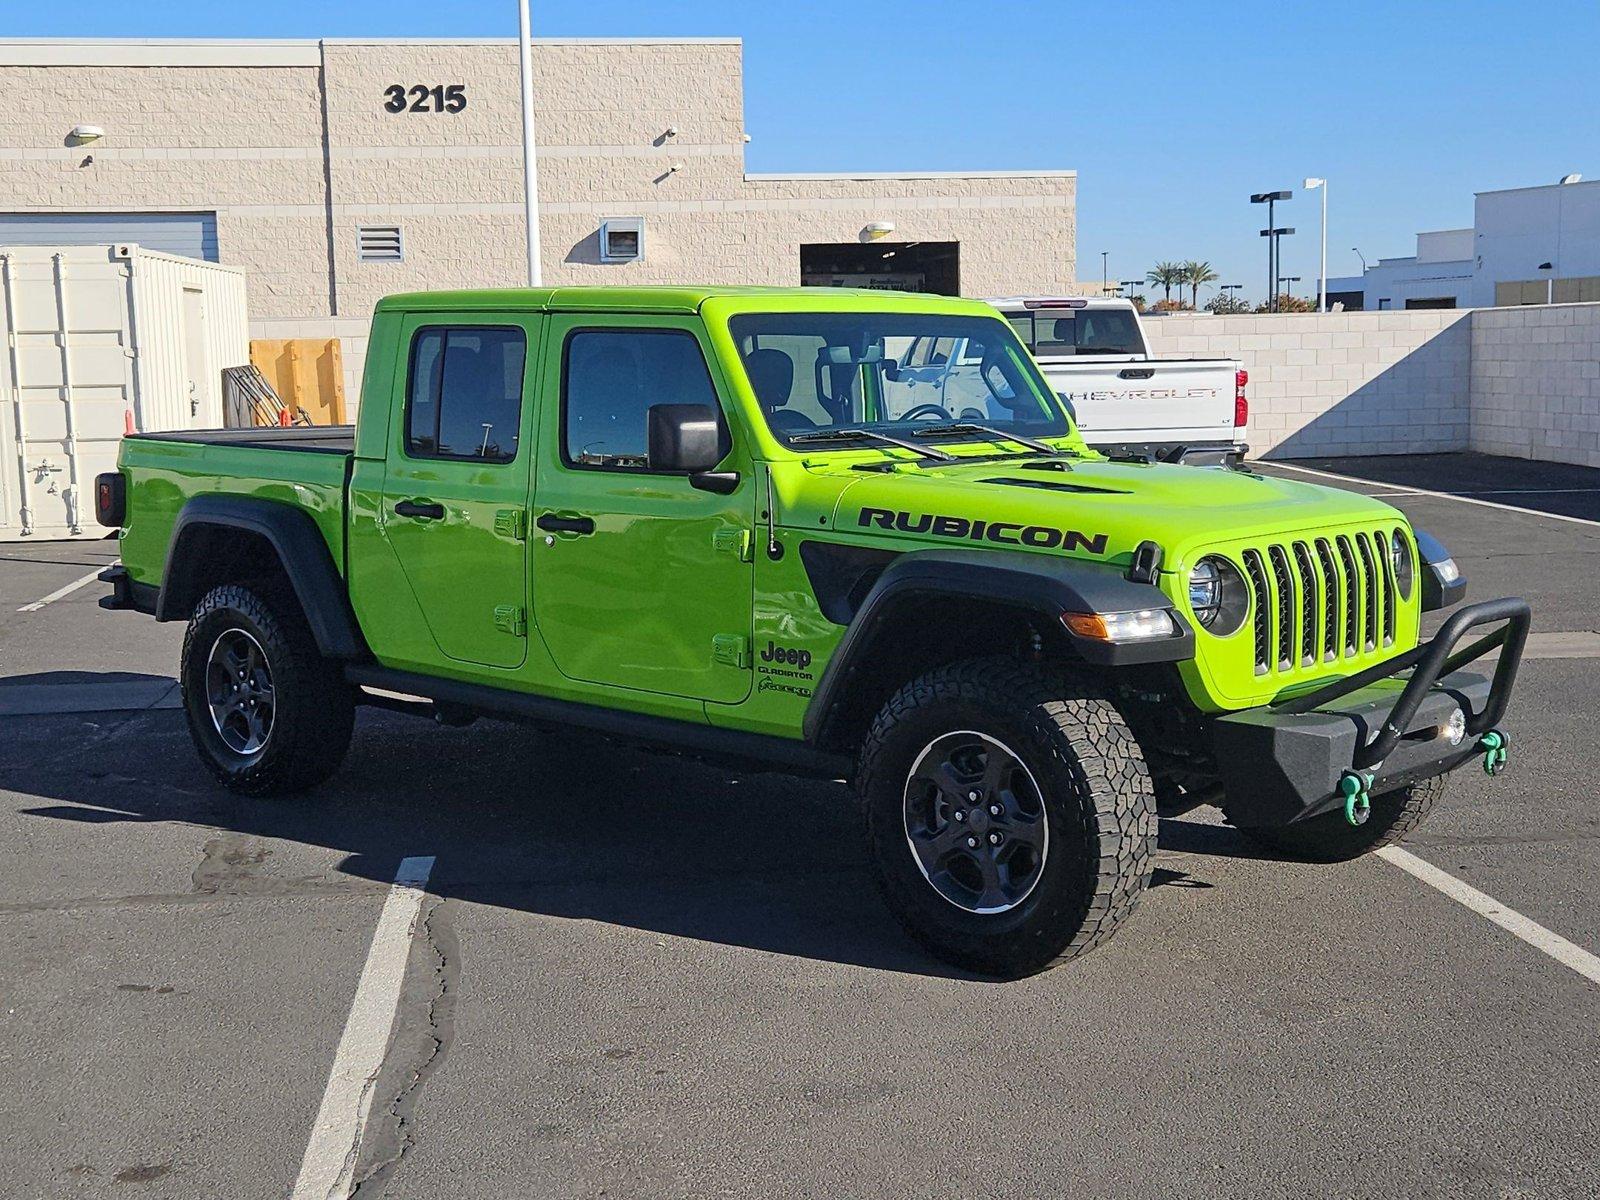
[563,329,720,470]
[406,326,526,462]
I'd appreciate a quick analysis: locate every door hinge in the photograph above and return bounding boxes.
[712,527,753,561]
[712,633,750,669]
[494,508,528,541]
[494,605,527,637]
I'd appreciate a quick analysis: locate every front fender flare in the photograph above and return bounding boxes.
[801,547,1191,744]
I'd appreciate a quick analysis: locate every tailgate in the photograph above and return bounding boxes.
[1042,359,1238,441]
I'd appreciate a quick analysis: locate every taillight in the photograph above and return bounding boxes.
[1234,369,1249,428]
[95,472,126,528]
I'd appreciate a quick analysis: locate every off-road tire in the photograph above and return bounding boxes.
[1234,774,1448,863]
[857,657,1157,978]
[180,582,355,795]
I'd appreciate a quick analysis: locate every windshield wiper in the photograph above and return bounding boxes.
[789,428,955,462]
[909,422,1064,457]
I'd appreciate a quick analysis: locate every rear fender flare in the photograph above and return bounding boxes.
[156,495,368,661]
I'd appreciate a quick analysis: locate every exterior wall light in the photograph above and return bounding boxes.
[863,221,896,241]
[69,124,105,144]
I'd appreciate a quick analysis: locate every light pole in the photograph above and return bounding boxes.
[1101,251,1109,294]
[1251,190,1292,311]
[1538,261,1554,304]
[1259,224,1295,311]
[1353,247,1368,271]
[1220,282,1242,310]
[1280,276,1301,303]
[1120,279,1142,300]
[1304,177,1327,312]
[517,0,543,287]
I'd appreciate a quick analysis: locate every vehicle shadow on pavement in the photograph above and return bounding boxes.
[3,705,956,976]
[7,703,1284,977]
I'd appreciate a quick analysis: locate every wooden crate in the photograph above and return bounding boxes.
[248,338,347,425]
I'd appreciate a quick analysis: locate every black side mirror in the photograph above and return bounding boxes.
[648,404,723,471]
[1056,391,1078,424]
[647,404,738,493]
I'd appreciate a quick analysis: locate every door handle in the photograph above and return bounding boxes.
[1118,367,1156,380]
[395,499,445,520]
[536,512,595,536]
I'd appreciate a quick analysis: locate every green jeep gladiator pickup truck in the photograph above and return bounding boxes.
[96,286,1529,976]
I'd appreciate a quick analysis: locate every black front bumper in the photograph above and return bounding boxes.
[1213,596,1530,827]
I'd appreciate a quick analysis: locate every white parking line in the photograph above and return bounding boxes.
[292,855,436,1200]
[17,566,105,612]
[1264,461,1600,529]
[1378,846,1600,988]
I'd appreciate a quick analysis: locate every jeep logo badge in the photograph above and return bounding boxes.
[759,640,812,670]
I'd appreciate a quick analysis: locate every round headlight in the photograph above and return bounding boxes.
[1391,528,1414,599]
[1189,555,1248,636]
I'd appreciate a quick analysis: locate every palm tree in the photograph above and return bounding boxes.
[1183,260,1219,308]
[1145,261,1183,303]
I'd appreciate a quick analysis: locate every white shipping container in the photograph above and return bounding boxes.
[0,243,248,540]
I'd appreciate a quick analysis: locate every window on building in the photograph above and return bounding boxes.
[1490,278,1600,306]
[357,225,404,262]
[406,327,526,462]
[1405,297,1457,310]
[1495,280,1547,306]
[563,329,721,469]
[1556,276,1600,304]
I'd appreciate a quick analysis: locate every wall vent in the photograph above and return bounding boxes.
[357,225,404,262]
[599,218,644,263]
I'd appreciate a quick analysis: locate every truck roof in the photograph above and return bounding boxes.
[374,285,997,316]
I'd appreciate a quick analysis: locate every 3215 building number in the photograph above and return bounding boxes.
[384,84,467,114]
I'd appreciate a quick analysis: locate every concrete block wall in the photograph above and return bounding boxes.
[1141,309,1472,458]
[1469,303,1600,469]
[2,40,1077,328]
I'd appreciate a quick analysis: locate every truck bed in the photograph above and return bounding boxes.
[131,425,355,454]
[117,425,353,592]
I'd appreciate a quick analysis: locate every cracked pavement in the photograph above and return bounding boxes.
[3,453,1599,1199]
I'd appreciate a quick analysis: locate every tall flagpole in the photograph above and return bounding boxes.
[517,0,542,287]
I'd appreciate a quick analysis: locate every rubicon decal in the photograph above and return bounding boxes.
[858,507,1108,555]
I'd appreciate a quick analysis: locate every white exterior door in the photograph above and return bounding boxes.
[181,287,210,423]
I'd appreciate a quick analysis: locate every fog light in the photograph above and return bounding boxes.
[1442,708,1467,746]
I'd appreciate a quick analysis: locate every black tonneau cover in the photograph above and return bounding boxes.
[129,426,356,454]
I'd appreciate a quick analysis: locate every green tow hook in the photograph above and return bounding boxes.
[1479,729,1509,777]
[1338,770,1373,826]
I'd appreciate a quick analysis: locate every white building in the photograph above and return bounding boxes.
[1328,174,1600,310]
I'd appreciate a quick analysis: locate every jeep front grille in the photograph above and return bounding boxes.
[1239,527,1401,680]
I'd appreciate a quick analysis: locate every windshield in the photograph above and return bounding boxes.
[729,312,1073,447]
[1004,307,1144,356]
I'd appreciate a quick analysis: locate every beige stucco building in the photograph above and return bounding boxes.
[0,37,1077,393]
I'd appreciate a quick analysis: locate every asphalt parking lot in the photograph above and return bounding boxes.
[3,451,1597,1200]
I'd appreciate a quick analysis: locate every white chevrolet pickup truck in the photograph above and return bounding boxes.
[987,296,1248,467]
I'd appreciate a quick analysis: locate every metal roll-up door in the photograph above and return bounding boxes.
[0,213,218,261]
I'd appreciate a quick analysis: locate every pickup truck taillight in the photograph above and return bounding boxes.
[1234,369,1249,428]
[95,472,126,528]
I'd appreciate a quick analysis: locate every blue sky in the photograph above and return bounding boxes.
[15,0,1600,303]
